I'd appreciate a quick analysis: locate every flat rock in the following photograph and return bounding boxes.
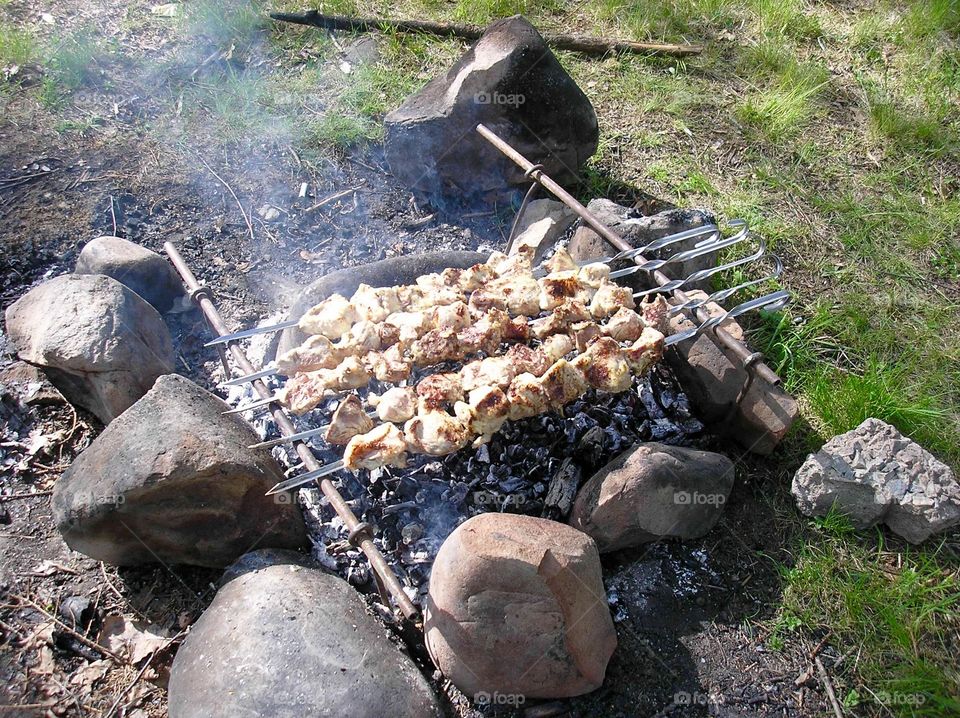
[52,374,307,567]
[75,236,185,313]
[792,418,960,543]
[5,274,175,424]
[424,513,616,700]
[274,250,488,360]
[169,556,441,718]
[384,15,598,207]
[569,442,735,552]
[568,201,716,291]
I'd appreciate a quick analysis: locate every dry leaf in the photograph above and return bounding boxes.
[69,659,110,690]
[98,615,172,664]
[34,645,56,676]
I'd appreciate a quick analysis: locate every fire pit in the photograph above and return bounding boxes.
[161,125,791,624]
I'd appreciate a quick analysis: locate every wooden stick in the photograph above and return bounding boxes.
[14,595,126,664]
[815,656,845,718]
[270,11,703,57]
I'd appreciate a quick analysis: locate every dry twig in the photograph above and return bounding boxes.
[196,155,255,242]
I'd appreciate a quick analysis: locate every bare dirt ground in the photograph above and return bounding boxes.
[0,1,888,717]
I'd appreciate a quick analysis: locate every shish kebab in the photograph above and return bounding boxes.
[220,224,755,389]
[265,329,665,495]
[229,230,770,414]
[204,221,729,352]
[230,283,666,416]
[225,256,670,410]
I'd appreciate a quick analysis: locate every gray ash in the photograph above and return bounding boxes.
[267,362,703,609]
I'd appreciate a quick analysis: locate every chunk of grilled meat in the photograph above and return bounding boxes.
[416,373,463,410]
[456,385,510,446]
[461,356,517,392]
[539,358,588,407]
[544,246,578,273]
[506,372,551,420]
[404,409,470,456]
[539,333,575,362]
[640,295,671,336]
[366,344,411,383]
[275,335,343,376]
[625,327,665,374]
[299,293,359,339]
[530,300,591,340]
[344,423,408,471]
[369,386,417,423]
[602,307,645,343]
[589,280,636,319]
[504,344,551,377]
[351,284,403,323]
[325,395,374,445]
[571,337,633,393]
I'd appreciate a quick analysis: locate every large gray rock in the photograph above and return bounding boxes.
[168,556,441,718]
[4,274,175,424]
[569,442,735,552]
[568,201,717,290]
[275,250,488,360]
[52,374,307,567]
[384,15,598,207]
[74,236,185,313]
[424,513,616,700]
[792,418,960,543]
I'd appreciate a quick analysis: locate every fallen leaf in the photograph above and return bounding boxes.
[69,659,110,690]
[34,645,56,676]
[98,615,172,664]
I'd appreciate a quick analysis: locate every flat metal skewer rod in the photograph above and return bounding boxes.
[163,242,418,620]
[476,122,783,386]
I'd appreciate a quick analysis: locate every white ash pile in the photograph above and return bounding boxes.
[248,361,703,606]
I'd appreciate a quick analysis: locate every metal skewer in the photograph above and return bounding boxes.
[204,318,299,348]
[267,460,347,495]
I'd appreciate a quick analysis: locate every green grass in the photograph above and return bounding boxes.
[736,52,829,140]
[776,511,960,717]
[0,22,34,69]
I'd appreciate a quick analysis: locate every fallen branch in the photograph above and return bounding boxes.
[14,595,126,664]
[270,11,703,57]
[196,155,255,243]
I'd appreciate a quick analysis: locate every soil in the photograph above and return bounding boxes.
[0,7,832,718]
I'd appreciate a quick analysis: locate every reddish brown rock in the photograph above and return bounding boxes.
[569,442,735,552]
[424,513,616,700]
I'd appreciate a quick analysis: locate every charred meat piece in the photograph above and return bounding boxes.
[275,335,343,376]
[503,315,531,344]
[367,344,411,383]
[299,294,359,339]
[545,246,578,273]
[461,356,517,391]
[625,327,665,374]
[540,333,574,362]
[506,372,551,420]
[416,373,464,410]
[351,284,403,323]
[505,344,551,377]
[459,262,498,291]
[344,423,408,471]
[539,358,588,407]
[589,280,636,319]
[492,274,542,316]
[571,337,633,393]
[325,395,374,445]
[456,385,510,446]
[602,307,645,343]
[467,287,507,314]
[458,309,509,355]
[640,295,671,335]
[370,387,417,423]
[530,300,591,340]
[539,271,590,311]
[404,410,470,456]
[578,262,611,288]
[410,327,461,365]
[570,321,601,352]
[281,369,334,415]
